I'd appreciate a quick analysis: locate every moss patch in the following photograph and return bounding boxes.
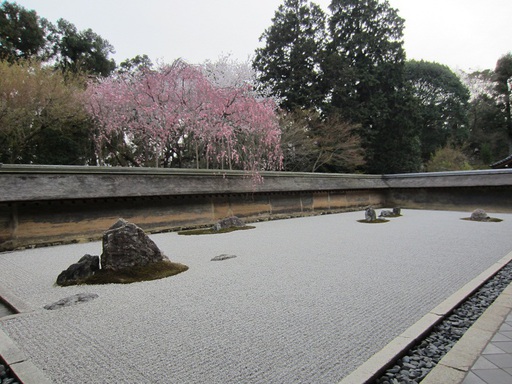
[461,217,503,223]
[59,260,189,286]
[357,219,390,224]
[178,226,255,235]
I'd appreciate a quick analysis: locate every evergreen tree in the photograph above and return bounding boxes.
[49,18,116,77]
[326,0,420,173]
[494,53,512,153]
[0,1,47,61]
[253,0,327,111]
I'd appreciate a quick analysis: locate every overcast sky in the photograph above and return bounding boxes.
[11,0,512,72]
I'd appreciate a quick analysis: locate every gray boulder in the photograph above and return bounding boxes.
[379,210,394,217]
[44,293,99,310]
[470,209,489,221]
[101,219,168,271]
[212,216,245,231]
[379,207,402,217]
[56,254,99,286]
[365,207,377,222]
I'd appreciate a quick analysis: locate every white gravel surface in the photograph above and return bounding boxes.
[1,209,512,383]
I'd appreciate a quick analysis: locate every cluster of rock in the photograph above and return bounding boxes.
[0,361,19,384]
[379,207,401,218]
[56,219,169,286]
[364,207,401,222]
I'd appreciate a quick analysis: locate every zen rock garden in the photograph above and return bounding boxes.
[56,218,188,286]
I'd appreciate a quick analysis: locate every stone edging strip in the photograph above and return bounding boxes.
[0,328,52,384]
[0,285,52,383]
[339,250,512,384]
[421,279,512,383]
[0,284,33,315]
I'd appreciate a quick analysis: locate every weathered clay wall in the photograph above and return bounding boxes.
[1,165,511,251]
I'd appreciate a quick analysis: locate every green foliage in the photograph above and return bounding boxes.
[468,93,508,165]
[0,60,94,164]
[494,53,512,152]
[0,1,116,76]
[48,18,116,76]
[119,54,153,74]
[405,60,470,162]
[254,0,327,111]
[326,0,406,122]
[425,145,472,172]
[326,0,419,174]
[0,1,47,61]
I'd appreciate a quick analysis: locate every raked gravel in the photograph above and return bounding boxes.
[1,210,512,383]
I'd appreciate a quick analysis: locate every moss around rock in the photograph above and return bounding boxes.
[461,217,503,223]
[76,260,189,285]
[461,209,503,223]
[357,219,389,224]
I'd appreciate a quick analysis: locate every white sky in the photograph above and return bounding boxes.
[11,0,512,72]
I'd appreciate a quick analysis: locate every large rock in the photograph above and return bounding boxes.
[212,216,245,231]
[470,209,489,221]
[364,207,377,222]
[56,254,99,286]
[101,219,168,271]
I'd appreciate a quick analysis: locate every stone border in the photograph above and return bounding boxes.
[0,285,51,384]
[422,279,512,383]
[0,284,33,315]
[339,251,512,384]
[0,328,52,384]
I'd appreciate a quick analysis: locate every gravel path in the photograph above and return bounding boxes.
[1,209,512,384]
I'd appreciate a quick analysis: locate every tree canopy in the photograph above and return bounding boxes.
[254,0,327,111]
[0,1,116,76]
[0,60,92,164]
[84,60,283,172]
[0,1,47,61]
[405,60,470,162]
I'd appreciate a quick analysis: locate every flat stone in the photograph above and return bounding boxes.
[211,254,237,261]
[44,293,99,310]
